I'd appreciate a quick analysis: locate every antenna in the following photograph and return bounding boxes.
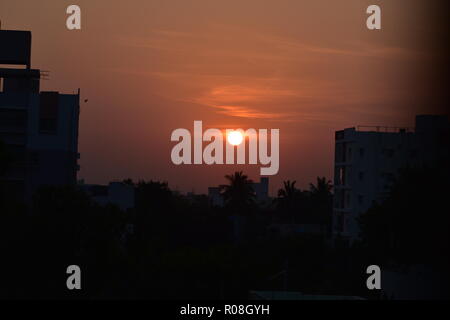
[40,70,50,80]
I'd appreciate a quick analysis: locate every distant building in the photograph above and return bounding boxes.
[80,181,135,211]
[333,115,450,241]
[207,186,224,207]
[0,30,80,202]
[207,177,270,207]
[251,177,269,205]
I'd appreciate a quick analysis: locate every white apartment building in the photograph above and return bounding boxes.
[333,115,449,241]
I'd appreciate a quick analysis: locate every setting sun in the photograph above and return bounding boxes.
[227,130,244,146]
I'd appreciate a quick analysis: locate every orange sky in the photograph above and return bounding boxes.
[1,0,446,194]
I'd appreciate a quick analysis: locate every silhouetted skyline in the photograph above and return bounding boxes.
[1,0,447,193]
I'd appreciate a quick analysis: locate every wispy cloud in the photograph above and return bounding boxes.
[213,105,291,119]
[114,24,429,122]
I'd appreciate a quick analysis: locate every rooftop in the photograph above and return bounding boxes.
[356,125,414,133]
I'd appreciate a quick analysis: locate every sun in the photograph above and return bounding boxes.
[227,130,244,146]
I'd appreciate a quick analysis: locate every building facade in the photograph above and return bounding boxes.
[333,115,449,241]
[0,30,80,202]
[80,181,135,211]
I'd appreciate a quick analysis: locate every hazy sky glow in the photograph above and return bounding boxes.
[1,0,445,194]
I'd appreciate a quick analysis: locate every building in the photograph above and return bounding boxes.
[207,186,224,207]
[80,181,135,211]
[251,177,269,205]
[0,30,80,202]
[333,115,450,241]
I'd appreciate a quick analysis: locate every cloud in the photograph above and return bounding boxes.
[114,24,430,122]
[213,105,294,119]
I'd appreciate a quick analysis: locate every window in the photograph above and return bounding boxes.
[345,191,351,208]
[335,142,346,162]
[39,92,58,134]
[334,212,345,233]
[338,190,345,209]
[338,167,346,185]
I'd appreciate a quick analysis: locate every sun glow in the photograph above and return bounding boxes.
[227,130,244,146]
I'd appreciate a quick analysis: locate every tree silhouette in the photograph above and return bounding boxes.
[276,180,301,222]
[274,177,332,226]
[278,180,299,200]
[309,177,333,232]
[221,171,255,213]
[309,177,332,197]
[358,166,450,267]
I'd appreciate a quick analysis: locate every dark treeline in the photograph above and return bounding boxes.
[1,148,450,299]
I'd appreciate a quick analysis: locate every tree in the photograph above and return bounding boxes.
[278,180,299,202]
[309,177,333,231]
[358,166,450,267]
[309,177,332,197]
[221,171,255,213]
[276,180,301,222]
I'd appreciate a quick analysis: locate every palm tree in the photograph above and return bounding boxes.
[309,177,332,198]
[309,176,333,231]
[221,171,255,212]
[276,180,301,222]
[278,180,298,201]
[277,180,299,208]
